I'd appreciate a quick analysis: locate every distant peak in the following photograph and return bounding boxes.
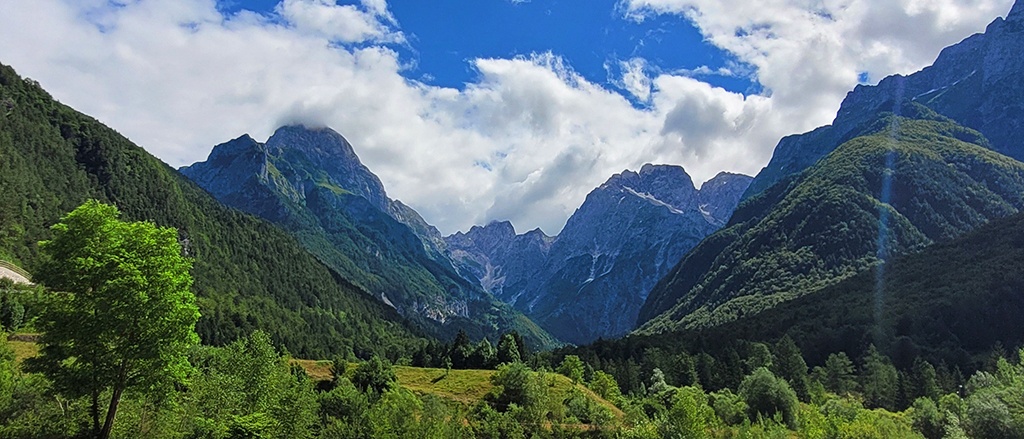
[701,172,753,189]
[266,124,361,165]
[486,219,515,229]
[523,227,551,239]
[275,124,337,135]
[206,133,262,163]
[639,163,686,175]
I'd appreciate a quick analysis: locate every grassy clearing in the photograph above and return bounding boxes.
[305,363,625,419]
[395,366,496,404]
[290,359,335,381]
[9,340,38,366]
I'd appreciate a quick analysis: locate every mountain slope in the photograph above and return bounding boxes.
[448,165,751,344]
[742,1,1024,201]
[627,205,1024,371]
[639,105,1024,333]
[181,128,558,349]
[0,62,424,359]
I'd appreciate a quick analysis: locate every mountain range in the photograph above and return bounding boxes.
[446,166,751,344]
[2,0,1022,368]
[638,3,1024,337]
[180,127,558,349]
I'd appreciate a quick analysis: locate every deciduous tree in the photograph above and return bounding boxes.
[25,200,199,439]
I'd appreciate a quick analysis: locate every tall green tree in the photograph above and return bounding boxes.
[739,367,798,429]
[772,335,809,402]
[860,345,899,410]
[557,355,585,384]
[814,352,858,395]
[25,200,200,439]
[496,333,521,365]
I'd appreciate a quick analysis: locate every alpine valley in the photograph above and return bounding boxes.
[4,1,1024,438]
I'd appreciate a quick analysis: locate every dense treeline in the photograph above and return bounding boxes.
[7,324,1024,438]
[0,62,425,359]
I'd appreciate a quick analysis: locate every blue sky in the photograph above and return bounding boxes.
[0,0,1012,234]
[219,0,754,100]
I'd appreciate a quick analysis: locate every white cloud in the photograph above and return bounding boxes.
[622,0,1013,132]
[275,0,402,43]
[0,0,1012,235]
[608,57,653,102]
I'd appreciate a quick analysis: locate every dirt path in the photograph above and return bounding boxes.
[0,266,31,285]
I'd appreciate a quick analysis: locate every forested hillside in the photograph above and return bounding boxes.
[0,62,425,359]
[639,104,1024,332]
[593,204,1024,380]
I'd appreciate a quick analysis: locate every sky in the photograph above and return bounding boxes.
[0,0,1014,235]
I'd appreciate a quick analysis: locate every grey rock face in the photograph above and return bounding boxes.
[743,0,1024,200]
[447,165,751,344]
[446,221,554,305]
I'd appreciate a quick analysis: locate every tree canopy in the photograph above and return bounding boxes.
[25,200,200,439]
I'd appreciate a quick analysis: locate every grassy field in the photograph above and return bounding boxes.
[290,361,623,419]
[394,366,497,404]
[290,359,336,381]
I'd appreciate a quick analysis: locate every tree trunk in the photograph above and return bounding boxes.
[91,391,100,436]
[97,385,124,439]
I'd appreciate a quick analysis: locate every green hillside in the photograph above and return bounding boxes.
[0,62,424,359]
[683,205,1024,369]
[640,104,1024,333]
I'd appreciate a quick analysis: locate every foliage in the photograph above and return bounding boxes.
[496,333,522,365]
[558,355,585,384]
[0,296,23,332]
[815,352,858,396]
[352,355,397,397]
[25,200,199,439]
[589,371,622,406]
[861,345,899,411]
[738,367,798,428]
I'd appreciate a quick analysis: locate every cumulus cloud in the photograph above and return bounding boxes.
[0,0,1011,235]
[275,0,402,43]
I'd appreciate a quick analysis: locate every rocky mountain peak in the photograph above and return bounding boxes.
[206,134,262,165]
[699,172,755,225]
[264,125,390,212]
[266,125,360,165]
[598,164,698,212]
[447,221,517,254]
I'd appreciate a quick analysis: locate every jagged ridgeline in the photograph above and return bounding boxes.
[741,3,1024,201]
[181,127,558,350]
[0,62,426,359]
[639,103,1024,334]
[638,3,1024,333]
[446,166,751,345]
